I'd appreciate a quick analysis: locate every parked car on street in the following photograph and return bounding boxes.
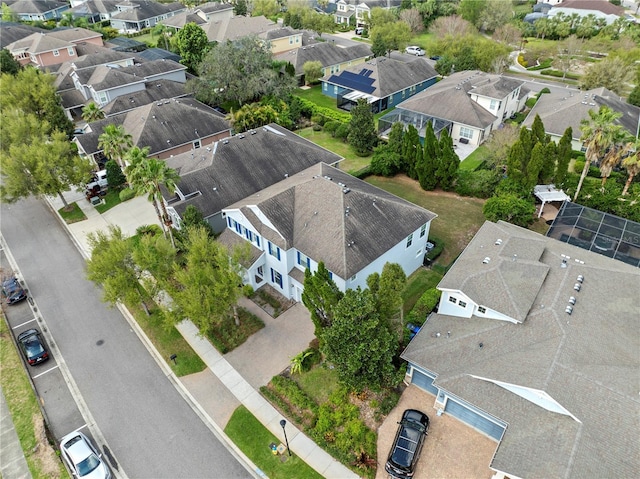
[60,431,112,479]
[17,329,50,366]
[355,27,365,35]
[405,46,425,56]
[2,276,27,305]
[385,409,429,478]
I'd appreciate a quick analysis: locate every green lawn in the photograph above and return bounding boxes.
[295,86,338,110]
[58,202,87,224]
[293,366,340,405]
[366,175,486,266]
[297,127,371,173]
[461,145,491,171]
[0,318,69,479]
[225,406,324,479]
[94,190,122,214]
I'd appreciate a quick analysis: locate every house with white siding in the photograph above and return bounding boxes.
[219,162,436,301]
[402,220,640,479]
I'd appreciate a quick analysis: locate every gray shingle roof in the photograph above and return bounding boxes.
[324,56,437,99]
[0,21,45,48]
[395,71,523,129]
[164,124,343,220]
[6,0,67,14]
[101,79,187,115]
[226,162,436,279]
[555,0,624,15]
[7,31,71,54]
[402,220,640,479]
[48,27,102,43]
[522,87,640,140]
[203,15,276,43]
[76,97,230,156]
[274,42,371,75]
[111,1,184,21]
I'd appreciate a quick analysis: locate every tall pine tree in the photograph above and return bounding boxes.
[348,98,377,154]
[526,142,545,190]
[387,122,405,156]
[402,124,421,179]
[507,140,526,183]
[540,141,557,184]
[531,114,549,146]
[554,127,573,185]
[417,122,439,190]
[437,129,459,190]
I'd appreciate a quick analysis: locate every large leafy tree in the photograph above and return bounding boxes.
[580,57,636,96]
[0,68,73,136]
[483,194,535,227]
[175,22,210,74]
[302,60,323,85]
[321,288,398,391]
[575,106,623,200]
[98,124,133,167]
[374,262,407,333]
[190,35,296,106]
[348,98,377,155]
[0,49,20,75]
[370,21,412,57]
[168,226,245,333]
[124,146,180,247]
[302,262,343,339]
[0,113,93,207]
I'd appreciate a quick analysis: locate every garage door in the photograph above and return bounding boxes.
[444,398,505,440]
[411,369,439,396]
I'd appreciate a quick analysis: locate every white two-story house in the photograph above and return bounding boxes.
[219,162,437,302]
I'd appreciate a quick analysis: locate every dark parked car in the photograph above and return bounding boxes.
[17,329,50,366]
[2,277,27,305]
[385,409,429,478]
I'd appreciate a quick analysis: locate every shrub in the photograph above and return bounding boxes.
[425,236,444,261]
[455,169,501,198]
[136,224,163,236]
[540,69,580,80]
[324,120,342,136]
[119,187,136,202]
[312,123,323,131]
[408,288,441,323]
[335,123,350,141]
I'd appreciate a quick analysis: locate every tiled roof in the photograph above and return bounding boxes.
[164,124,343,221]
[324,56,437,99]
[402,220,640,479]
[226,163,437,279]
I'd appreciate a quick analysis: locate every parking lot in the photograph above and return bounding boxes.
[376,385,498,479]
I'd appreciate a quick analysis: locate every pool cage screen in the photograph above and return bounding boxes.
[378,110,452,139]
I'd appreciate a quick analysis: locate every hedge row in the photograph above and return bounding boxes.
[540,69,581,80]
[270,375,319,414]
[295,97,350,124]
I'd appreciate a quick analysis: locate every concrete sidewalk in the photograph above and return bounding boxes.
[0,386,32,479]
[47,192,358,479]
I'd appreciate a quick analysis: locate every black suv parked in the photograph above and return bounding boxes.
[385,409,429,478]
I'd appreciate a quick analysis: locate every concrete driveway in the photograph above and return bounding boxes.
[376,385,498,479]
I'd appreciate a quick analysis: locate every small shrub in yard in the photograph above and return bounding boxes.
[119,187,136,202]
[312,124,322,131]
[335,123,350,141]
[270,375,319,414]
[136,224,163,236]
[455,169,501,198]
[408,288,441,324]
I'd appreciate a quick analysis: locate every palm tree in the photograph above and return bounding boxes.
[82,102,105,123]
[574,106,622,201]
[621,138,640,196]
[98,124,133,168]
[125,147,180,247]
[599,130,634,187]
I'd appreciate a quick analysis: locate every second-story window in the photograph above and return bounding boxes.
[297,251,310,269]
[406,233,413,248]
[268,241,281,260]
[53,49,60,56]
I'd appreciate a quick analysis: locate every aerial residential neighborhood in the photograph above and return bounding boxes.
[1,1,639,479]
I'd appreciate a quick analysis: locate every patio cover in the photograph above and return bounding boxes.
[343,90,378,104]
[534,185,570,218]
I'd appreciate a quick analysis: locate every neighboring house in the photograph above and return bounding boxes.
[202,14,277,43]
[164,123,344,233]
[135,47,181,63]
[74,97,230,166]
[401,220,640,479]
[6,27,103,67]
[260,26,303,54]
[378,71,526,146]
[2,0,69,21]
[106,36,146,52]
[522,87,640,151]
[69,59,186,108]
[274,42,371,86]
[160,1,233,30]
[220,161,436,301]
[67,0,121,23]
[0,21,45,48]
[110,0,186,33]
[548,0,625,25]
[334,0,402,27]
[100,78,188,116]
[321,56,437,113]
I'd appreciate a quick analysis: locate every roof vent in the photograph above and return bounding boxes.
[250,129,256,135]
[561,258,567,268]
[222,139,229,144]
[495,239,502,245]
[206,147,211,151]
[574,283,581,292]
[238,134,245,139]
[284,173,289,178]
[482,257,490,264]
[568,296,576,305]
[577,275,584,283]
[342,188,350,194]
[565,305,573,315]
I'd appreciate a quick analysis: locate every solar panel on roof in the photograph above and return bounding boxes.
[328,70,376,94]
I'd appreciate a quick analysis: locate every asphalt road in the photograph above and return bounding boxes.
[1,197,251,479]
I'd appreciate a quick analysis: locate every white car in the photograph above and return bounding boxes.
[60,431,111,479]
[405,46,425,56]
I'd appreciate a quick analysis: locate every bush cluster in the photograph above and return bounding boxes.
[295,97,350,124]
[407,288,441,324]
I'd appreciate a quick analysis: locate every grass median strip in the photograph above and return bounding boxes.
[225,405,323,479]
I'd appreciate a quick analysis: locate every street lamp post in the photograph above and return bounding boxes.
[279,419,291,456]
